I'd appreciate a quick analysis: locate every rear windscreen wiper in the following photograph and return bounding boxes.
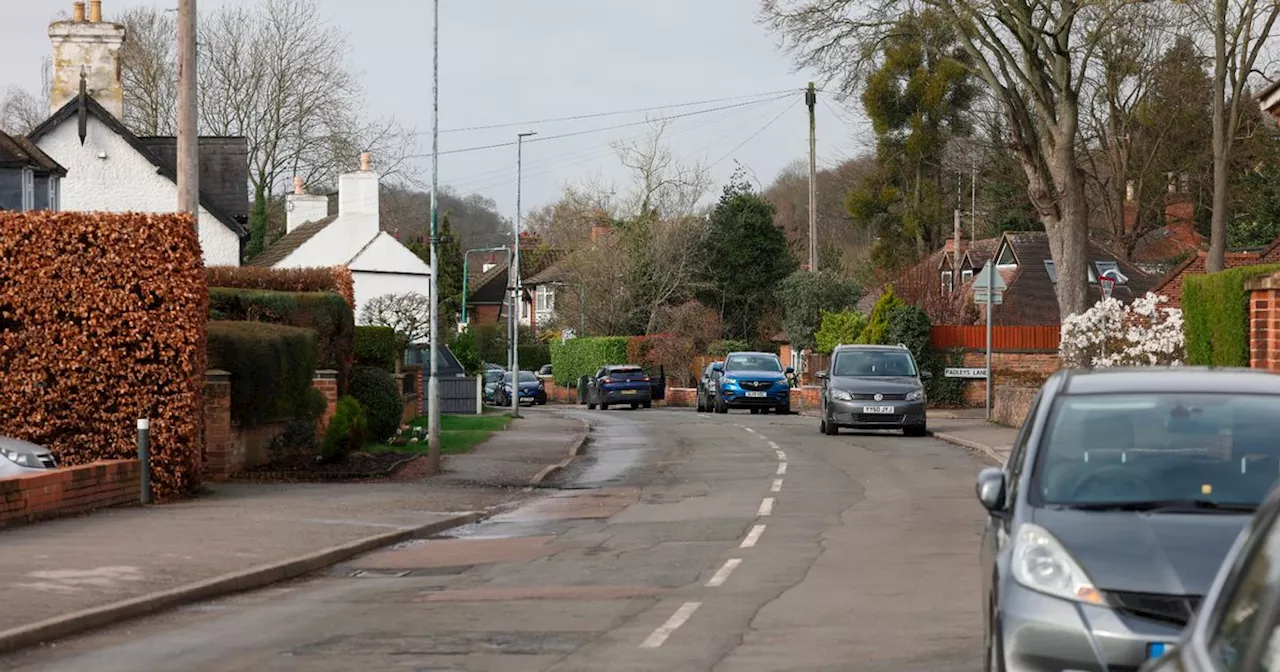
[1066,499,1256,513]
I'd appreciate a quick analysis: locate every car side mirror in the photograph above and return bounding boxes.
[815,371,828,380]
[920,370,933,380]
[785,366,795,375]
[712,363,723,373]
[976,467,1007,512]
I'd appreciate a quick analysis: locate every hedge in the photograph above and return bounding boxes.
[205,266,355,309]
[550,336,630,386]
[322,396,367,462]
[518,343,551,371]
[1183,264,1280,366]
[209,288,354,390]
[355,325,399,371]
[709,339,749,357]
[627,334,696,386]
[207,321,319,428]
[0,212,207,500]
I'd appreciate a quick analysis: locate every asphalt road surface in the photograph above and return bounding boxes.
[0,408,991,672]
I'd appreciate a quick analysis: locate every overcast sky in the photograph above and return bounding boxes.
[2,0,872,220]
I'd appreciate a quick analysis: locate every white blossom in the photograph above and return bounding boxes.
[1059,293,1184,369]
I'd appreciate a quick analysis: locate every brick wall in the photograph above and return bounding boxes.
[1248,273,1280,370]
[0,460,140,529]
[397,367,422,424]
[993,385,1039,428]
[203,369,340,481]
[959,352,1059,406]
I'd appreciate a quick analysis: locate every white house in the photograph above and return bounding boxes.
[248,154,432,322]
[25,2,249,265]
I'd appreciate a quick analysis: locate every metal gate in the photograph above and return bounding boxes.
[425,375,480,415]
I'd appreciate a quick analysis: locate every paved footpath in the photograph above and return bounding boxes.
[928,410,1018,466]
[0,411,587,655]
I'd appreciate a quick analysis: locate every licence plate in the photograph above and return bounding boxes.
[622,389,637,395]
[862,405,894,414]
[746,391,767,398]
[1148,643,1172,659]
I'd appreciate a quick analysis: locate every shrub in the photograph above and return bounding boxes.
[518,343,551,371]
[885,304,932,356]
[550,336,629,386]
[207,321,319,427]
[321,396,367,462]
[814,311,867,354]
[652,300,724,352]
[209,287,354,389]
[1060,293,1185,368]
[355,326,399,371]
[0,211,207,501]
[206,266,355,308]
[857,287,907,344]
[349,365,401,442]
[627,334,696,386]
[473,322,508,365]
[1182,264,1280,366]
[777,270,862,351]
[449,329,484,375]
[709,339,750,357]
[928,347,969,405]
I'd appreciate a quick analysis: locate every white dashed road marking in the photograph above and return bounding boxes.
[776,463,787,475]
[640,602,702,648]
[758,498,774,516]
[705,558,742,587]
[775,450,787,461]
[741,524,766,548]
[771,479,783,492]
[767,440,780,450]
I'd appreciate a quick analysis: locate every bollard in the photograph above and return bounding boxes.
[137,418,152,505]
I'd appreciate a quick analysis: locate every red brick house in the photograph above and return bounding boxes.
[463,233,563,329]
[1151,238,1280,308]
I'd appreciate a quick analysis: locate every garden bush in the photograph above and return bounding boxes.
[208,287,354,389]
[449,329,484,375]
[518,343,552,371]
[550,336,629,386]
[776,270,862,351]
[857,287,907,344]
[1182,264,1280,366]
[1060,294,1185,368]
[205,266,355,308]
[349,365,401,443]
[709,339,749,357]
[207,321,319,428]
[814,311,867,354]
[355,325,399,371]
[321,396,367,462]
[627,334,696,386]
[0,211,207,500]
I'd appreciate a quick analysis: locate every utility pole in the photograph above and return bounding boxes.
[426,0,441,474]
[176,0,198,216]
[971,160,977,238]
[511,131,536,419]
[806,82,818,273]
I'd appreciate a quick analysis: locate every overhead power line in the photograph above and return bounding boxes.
[710,99,803,169]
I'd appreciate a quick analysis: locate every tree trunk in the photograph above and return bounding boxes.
[1206,0,1229,273]
[1051,156,1091,319]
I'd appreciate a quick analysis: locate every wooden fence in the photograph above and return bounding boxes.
[930,325,1060,352]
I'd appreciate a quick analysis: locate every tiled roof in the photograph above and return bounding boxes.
[1152,237,1280,308]
[246,215,339,267]
[0,131,65,175]
[138,137,250,225]
[467,249,567,305]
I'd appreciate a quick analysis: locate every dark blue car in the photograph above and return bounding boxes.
[712,351,792,415]
[582,365,665,410]
[494,370,547,406]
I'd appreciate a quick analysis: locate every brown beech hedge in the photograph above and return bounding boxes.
[205,266,355,309]
[0,211,208,500]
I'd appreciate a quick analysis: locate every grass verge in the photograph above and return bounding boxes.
[369,413,512,455]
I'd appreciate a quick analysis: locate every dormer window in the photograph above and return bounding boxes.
[1095,261,1127,283]
[941,270,954,293]
[961,269,973,283]
[996,243,1017,267]
[1044,260,1058,283]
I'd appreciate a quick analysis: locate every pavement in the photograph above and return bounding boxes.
[0,410,588,657]
[927,409,1017,465]
[0,405,995,671]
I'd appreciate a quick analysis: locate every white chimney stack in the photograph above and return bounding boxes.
[338,153,380,241]
[285,176,329,233]
[49,1,126,119]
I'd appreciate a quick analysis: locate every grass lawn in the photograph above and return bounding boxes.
[369,413,512,455]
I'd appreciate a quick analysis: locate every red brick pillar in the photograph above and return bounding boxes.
[1247,275,1280,371]
[313,370,339,430]
[202,370,241,481]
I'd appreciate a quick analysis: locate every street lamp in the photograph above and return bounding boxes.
[425,0,442,473]
[510,131,536,419]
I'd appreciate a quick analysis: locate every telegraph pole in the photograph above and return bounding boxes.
[806,82,818,272]
[511,131,536,419]
[176,0,198,216]
[426,0,441,474]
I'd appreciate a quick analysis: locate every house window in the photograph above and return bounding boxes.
[536,285,555,312]
[1044,260,1057,283]
[1095,260,1126,283]
[961,269,973,283]
[20,168,34,212]
[941,270,953,293]
[996,243,1017,267]
[48,177,59,211]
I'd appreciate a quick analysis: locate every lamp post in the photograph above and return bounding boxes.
[426,0,441,473]
[510,131,536,419]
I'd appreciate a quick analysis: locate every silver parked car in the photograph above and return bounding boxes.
[0,436,58,478]
[815,343,930,436]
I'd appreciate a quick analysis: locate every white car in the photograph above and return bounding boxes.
[0,436,58,478]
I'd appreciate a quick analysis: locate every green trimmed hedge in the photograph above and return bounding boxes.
[518,343,551,371]
[206,320,318,428]
[355,325,399,371]
[349,365,401,443]
[209,287,355,389]
[321,396,367,462]
[1183,264,1280,366]
[550,336,629,386]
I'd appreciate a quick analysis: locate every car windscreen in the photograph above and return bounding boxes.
[485,370,503,383]
[1031,393,1280,509]
[724,355,781,372]
[606,368,647,380]
[502,371,538,383]
[831,350,917,377]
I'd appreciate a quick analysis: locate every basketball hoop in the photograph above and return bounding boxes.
[1099,276,1115,301]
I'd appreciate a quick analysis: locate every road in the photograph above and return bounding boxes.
[0,407,991,672]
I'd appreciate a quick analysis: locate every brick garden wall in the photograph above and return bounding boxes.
[993,386,1039,428]
[0,460,140,529]
[959,352,1059,406]
[1249,273,1280,370]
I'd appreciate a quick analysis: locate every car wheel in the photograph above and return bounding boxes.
[904,423,927,437]
[630,402,639,410]
[714,396,728,414]
[823,411,839,436]
[642,402,652,409]
[985,606,1005,672]
[587,403,597,410]
[601,403,609,411]
[750,408,760,415]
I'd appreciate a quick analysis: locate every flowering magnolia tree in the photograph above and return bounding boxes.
[1059,293,1185,368]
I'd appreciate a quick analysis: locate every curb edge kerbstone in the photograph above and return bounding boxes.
[0,511,485,656]
[929,431,1007,466]
[529,417,591,486]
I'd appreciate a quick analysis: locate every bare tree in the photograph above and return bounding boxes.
[359,292,432,373]
[118,6,177,136]
[0,58,51,135]
[611,121,713,219]
[761,0,1130,316]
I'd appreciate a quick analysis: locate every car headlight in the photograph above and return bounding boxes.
[906,389,924,401]
[723,377,738,386]
[0,447,36,467]
[830,389,853,402]
[1011,523,1103,605]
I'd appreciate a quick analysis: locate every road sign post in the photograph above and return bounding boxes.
[972,262,1006,421]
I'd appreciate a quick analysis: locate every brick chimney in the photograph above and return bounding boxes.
[519,231,541,250]
[285,176,329,233]
[49,1,126,119]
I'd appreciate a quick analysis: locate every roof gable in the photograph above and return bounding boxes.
[0,131,66,175]
[29,93,249,240]
[246,215,338,267]
[347,232,431,275]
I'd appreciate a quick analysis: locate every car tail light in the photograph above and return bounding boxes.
[602,378,613,384]
[641,377,650,382]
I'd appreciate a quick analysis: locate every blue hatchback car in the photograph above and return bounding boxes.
[712,351,793,415]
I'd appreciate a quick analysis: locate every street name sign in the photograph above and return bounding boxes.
[945,367,988,378]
